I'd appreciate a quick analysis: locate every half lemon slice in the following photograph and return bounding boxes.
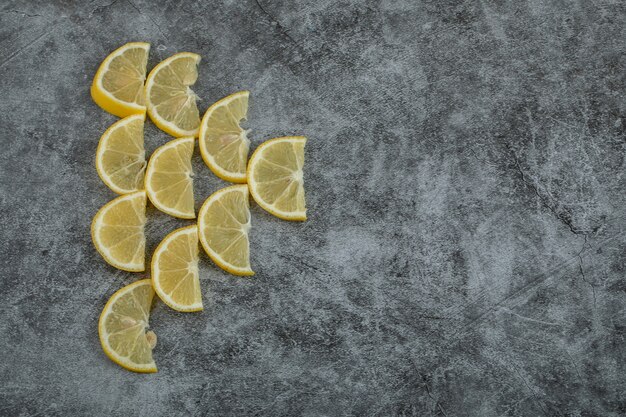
[95,114,146,194]
[99,279,157,373]
[247,136,307,221]
[91,191,146,271]
[198,185,253,276]
[152,225,202,312]
[91,42,150,118]
[145,52,201,137]
[145,137,195,219]
[199,91,250,183]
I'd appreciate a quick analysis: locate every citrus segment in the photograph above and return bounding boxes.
[199,91,250,183]
[145,52,201,137]
[98,279,157,373]
[95,114,146,194]
[198,185,253,276]
[247,136,307,221]
[152,225,202,312]
[145,137,195,219]
[91,42,150,118]
[91,191,146,271]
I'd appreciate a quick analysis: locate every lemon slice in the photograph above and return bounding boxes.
[91,191,146,271]
[145,52,201,137]
[145,137,195,219]
[99,279,157,373]
[247,136,307,221]
[199,91,250,183]
[152,225,201,312]
[91,42,150,118]
[198,185,253,276]
[95,114,146,194]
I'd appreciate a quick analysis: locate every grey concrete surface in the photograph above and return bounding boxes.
[1,0,625,416]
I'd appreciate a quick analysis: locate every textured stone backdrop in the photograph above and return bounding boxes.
[1,0,625,416]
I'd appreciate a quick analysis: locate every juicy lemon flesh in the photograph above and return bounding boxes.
[146,138,194,218]
[148,55,200,134]
[100,280,156,372]
[199,186,252,275]
[93,192,146,271]
[98,115,146,193]
[101,46,148,106]
[153,226,201,311]
[250,138,306,218]
[201,92,250,180]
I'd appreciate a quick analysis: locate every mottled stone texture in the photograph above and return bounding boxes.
[1,0,625,416]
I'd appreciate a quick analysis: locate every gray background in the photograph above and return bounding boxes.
[1,0,625,416]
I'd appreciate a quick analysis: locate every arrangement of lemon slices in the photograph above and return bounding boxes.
[90,42,308,373]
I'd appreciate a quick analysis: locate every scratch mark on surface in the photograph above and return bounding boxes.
[277,253,323,273]
[2,10,42,18]
[547,115,577,129]
[462,252,578,329]
[461,231,622,332]
[506,145,600,309]
[564,349,583,382]
[0,25,59,71]
[422,375,448,417]
[510,149,584,236]
[512,366,548,416]
[577,234,596,308]
[89,0,120,18]
[467,146,497,168]
[254,0,302,48]
[126,0,168,39]
[500,307,562,327]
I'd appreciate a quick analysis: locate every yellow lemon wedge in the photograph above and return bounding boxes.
[199,91,250,183]
[95,114,146,194]
[91,42,150,118]
[145,137,195,219]
[99,279,157,373]
[152,225,202,312]
[91,191,146,272]
[247,136,307,221]
[198,185,253,276]
[145,52,201,137]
